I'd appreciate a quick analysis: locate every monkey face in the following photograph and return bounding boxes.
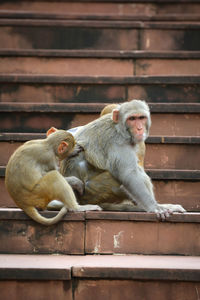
[126,114,148,143]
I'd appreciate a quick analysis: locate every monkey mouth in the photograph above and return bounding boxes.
[135,134,144,141]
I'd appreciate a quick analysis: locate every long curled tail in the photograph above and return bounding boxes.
[23,206,67,225]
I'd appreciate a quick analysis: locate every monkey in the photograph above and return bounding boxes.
[5,127,101,226]
[48,103,144,212]
[48,100,186,219]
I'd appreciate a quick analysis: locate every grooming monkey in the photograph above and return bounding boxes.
[5,127,101,226]
[49,100,185,219]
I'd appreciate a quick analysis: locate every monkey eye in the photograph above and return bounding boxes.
[128,116,136,121]
[139,116,146,120]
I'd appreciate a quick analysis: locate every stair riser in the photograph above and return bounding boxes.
[0,178,199,212]
[0,216,199,255]
[86,220,200,255]
[1,279,199,300]
[1,57,200,76]
[0,281,72,300]
[79,279,200,300]
[0,112,199,136]
[74,280,200,300]
[1,2,200,15]
[0,57,133,77]
[0,26,200,51]
[0,219,85,254]
[1,82,200,103]
[0,142,199,169]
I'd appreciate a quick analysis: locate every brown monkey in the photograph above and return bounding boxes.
[5,127,101,226]
[49,100,186,219]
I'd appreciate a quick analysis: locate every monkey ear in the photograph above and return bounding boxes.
[58,141,69,154]
[46,127,57,137]
[112,109,120,123]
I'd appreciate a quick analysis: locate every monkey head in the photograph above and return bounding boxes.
[112,100,151,144]
[46,127,75,160]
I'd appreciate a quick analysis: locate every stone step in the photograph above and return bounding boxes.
[0,133,199,169]
[0,0,200,16]
[1,167,199,211]
[0,254,199,300]
[0,102,199,135]
[0,254,200,300]
[1,50,200,76]
[0,209,199,255]
[1,75,200,103]
[0,19,200,51]
[1,11,200,22]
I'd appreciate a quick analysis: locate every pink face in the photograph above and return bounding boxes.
[126,114,147,142]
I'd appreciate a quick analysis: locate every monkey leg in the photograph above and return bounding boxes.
[17,170,79,225]
[59,152,141,211]
[32,170,80,211]
[22,171,101,225]
[44,171,101,212]
[80,171,142,211]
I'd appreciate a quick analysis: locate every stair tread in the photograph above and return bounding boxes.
[0,254,199,281]
[1,18,200,29]
[1,11,200,22]
[1,133,199,144]
[1,49,200,58]
[0,208,199,223]
[0,0,198,3]
[1,74,200,84]
[1,167,200,180]
[0,102,199,113]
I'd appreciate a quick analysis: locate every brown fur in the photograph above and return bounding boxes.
[5,128,101,225]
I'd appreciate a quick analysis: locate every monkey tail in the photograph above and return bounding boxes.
[23,206,67,226]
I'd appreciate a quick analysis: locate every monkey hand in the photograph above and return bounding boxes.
[152,204,186,221]
[75,204,102,212]
[68,144,83,158]
[65,176,84,195]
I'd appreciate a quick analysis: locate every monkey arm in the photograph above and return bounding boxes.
[107,144,158,212]
[65,176,84,196]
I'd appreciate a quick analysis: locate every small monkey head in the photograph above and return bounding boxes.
[112,100,151,144]
[100,104,119,117]
[46,127,75,160]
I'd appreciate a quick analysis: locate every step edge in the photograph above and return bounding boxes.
[1,166,200,180]
[1,18,200,29]
[1,133,199,144]
[0,208,199,223]
[0,74,200,85]
[1,49,200,58]
[1,11,200,22]
[0,254,200,282]
[72,266,200,281]
[0,102,199,113]
[0,267,71,280]
[0,208,85,221]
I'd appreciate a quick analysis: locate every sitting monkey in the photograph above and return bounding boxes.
[48,100,185,219]
[5,127,101,226]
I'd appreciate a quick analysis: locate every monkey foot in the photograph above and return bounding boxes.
[76,204,102,212]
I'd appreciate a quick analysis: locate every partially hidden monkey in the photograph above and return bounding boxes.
[5,127,101,226]
[48,100,186,219]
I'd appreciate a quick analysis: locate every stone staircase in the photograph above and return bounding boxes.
[0,1,200,299]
